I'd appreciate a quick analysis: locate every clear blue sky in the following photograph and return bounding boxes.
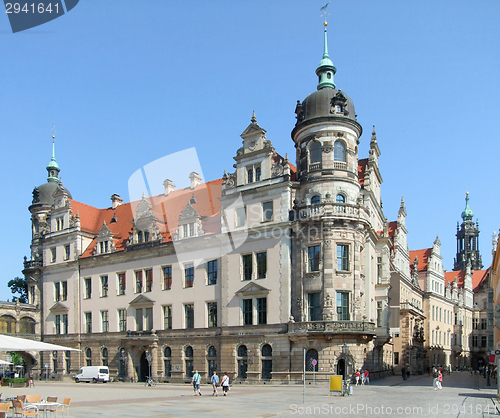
[1,1,499,301]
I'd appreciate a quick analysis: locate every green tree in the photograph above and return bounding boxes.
[7,277,27,303]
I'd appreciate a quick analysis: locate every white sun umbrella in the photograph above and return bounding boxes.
[0,334,80,352]
[0,359,12,365]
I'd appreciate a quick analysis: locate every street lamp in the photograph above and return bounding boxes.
[145,350,152,381]
[342,343,349,382]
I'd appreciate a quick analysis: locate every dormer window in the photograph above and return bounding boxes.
[246,165,261,184]
[56,217,64,231]
[311,195,320,205]
[336,104,342,113]
[138,231,143,243]
[99,241,109,253]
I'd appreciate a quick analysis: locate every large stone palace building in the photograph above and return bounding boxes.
[17,21,495,383]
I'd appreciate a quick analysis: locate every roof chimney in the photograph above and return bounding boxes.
[189,172,202,190]
[110,194,123,209]
[163,179,176,196]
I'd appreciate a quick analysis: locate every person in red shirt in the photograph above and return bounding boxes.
[355,370,360,386]
[364,369,370,384]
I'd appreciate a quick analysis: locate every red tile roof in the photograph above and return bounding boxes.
[358,159,367,186]
[444,269,489,292]
[409,248,432,272]
[73,179,223,259]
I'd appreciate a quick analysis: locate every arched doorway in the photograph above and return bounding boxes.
[337,358,345,377]
[139,352,149,382]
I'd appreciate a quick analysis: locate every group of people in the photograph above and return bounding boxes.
[432,367,443,390]
[191,370,230,396]
[354,369,370,386]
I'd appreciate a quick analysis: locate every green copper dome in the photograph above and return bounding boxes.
[461,192,474,220]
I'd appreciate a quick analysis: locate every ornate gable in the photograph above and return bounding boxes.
[235,282,270,297]
[49,301,69,313]
[129,294,155,307]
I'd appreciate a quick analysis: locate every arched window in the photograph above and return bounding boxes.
[19,317,36,334]
[237,345,248,379]
[311,195,320,205]
[306,349,318,372]
[207,346,217,376]
[334,141,346,162]
[102,347,108,366]
[336,194,345,204]
[119,348,127,377]
[261,344,272,380]
[163,346,171,378]
[185,346,194,378]
[85,348,92,366]
[0,315,15,334]
[309,141,322,164]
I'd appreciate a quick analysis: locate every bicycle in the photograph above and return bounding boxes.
[145,376,157,387]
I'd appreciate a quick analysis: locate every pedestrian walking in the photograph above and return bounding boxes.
[355,370,360,386]
[192,370,202,396]
[361,370,365,385]
[364,369,370,385]
[221,372,230,396]
[437,370,443,389]
[211,371,219,396]
[28,370,34,387]
[402,366,406,380]
[432,368,439,390]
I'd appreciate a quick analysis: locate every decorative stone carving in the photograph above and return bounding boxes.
[32,187,40,204]
[271,161,284,177]
[222,172,236,188]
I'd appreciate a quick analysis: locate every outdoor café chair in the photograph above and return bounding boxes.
[53,398,71,417]
[25,395,41,404]
[11,399,39,417]
[45,397,58,417]
[16,395,26,402]
[0,402,9,418]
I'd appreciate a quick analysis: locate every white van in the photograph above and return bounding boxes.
[74,366,110,383]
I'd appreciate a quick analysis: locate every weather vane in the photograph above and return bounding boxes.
[321,1,331,25]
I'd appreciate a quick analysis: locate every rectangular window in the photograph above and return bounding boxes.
[262,201,273,222]
[184,304,194,329]
[235,207,246,227]
[488,334,494,348]
[145,307,153,330]
[207,302,217,327]
[308,293,321,321]
[257,297,267,325]
[145,269,153,292]
[64,244,70,261]
[472,335,478,347]
[473,317,478,329]
[337,245,349,271]
[163,305,172,330]
[256,252,267,279]
[55,315,61,334]
[247,167,253,183]
[308,246,320,272]
[377,257,382,283]
[62,314,68,334]
[61,281,67,301]
[84,278,92,299]
[336,292,350,320]
[118,273,126,295]
[118,309,126,332]
[243,299,253,325]
[135,308,143,331]
[394,352,399,365]
[185,264,194,288]
[488,292,494,304]
[376,301,383,327]
[54,282,60,302]
[101,311,109,333]
[85,312,92,334]
[183,224,188,238]
[50,247,56,263]
[135,271,143,293]
[101,275,108,297]
[189,223,195,237]
[481,318,487,330]
[481,335,487,347]
[255,166,261,181]
[488,313,494,327]
[163,266,172,290]
[207,260,218,285]
[242,254,253,281]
